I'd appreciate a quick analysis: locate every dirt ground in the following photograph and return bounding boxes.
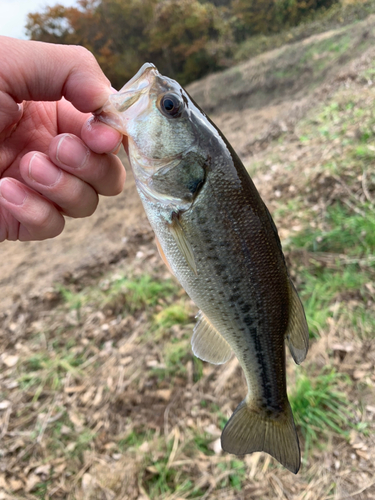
[1,17,375,500]
[2,17,375,316]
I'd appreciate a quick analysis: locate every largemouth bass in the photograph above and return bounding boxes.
[97,63,309,473]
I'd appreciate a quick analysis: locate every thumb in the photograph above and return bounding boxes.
[0,36,112,113]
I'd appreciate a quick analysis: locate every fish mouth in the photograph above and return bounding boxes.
[96,63,158,133]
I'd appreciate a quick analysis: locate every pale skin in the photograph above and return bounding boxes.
[0,36,126,242]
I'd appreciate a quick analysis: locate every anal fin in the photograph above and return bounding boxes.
[286,281,309,365]
[192,311,232,365]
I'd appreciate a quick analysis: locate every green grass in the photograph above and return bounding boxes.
[217,459,247,490]
[58,273,180,316]
[234,0,375,63]
[290,368,354,456]
[19,350,84,399]
[289,203,375,255]
[151,338,191,381]
[341,301,375,340]
[118,429,155,451]
[142,438,203,499]
[103,274,178,313]
[152,302,192,332]
[299,265,369,338]
[67,429,97,460]
[285,200,375,337]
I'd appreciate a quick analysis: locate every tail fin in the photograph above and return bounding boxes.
[221,399,300,474]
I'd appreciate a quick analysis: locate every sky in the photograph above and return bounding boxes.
[0,0,78,40]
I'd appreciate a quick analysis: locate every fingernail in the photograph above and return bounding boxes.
[56,134,90,169]
[0,179,27,205]
[109,137,123,154]
[29,153,61,186]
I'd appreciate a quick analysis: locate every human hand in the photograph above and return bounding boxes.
[0,37,126,242]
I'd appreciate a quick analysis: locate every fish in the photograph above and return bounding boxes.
[97,63,309,474]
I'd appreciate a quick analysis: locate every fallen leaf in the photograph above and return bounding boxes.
[331,343,354,353]
[80,387,95,404]
[60,425,71,435]
[34,464,51,476]
[208,438,222,454]
[0,474,8,489]
[2,355,19,368]
[139,441,150,453]
[353,370,367,380]
[104,442,117,450]
[66,442,76,452]
[68,411,84,431]
[146,359,159,368]
[64,385,85,394]
[156,389,171,401]
[120,356,133,366]
[25,474,40,493]
[81,473,96,494]
[352,442,367,450]
[204,424,221,437]
[92,386,103,406]
[9,479,23,491]
[146,466,158,474]
[53,463,66,475]
[0,401,11,410]
[355,449,370,460]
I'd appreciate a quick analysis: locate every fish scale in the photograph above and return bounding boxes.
[98,62,309,473]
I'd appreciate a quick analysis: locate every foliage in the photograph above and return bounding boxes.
[234,0,375,61]
[26,0,232,87]
[148,0,232,83]
[25,0,350,87]
[231,0,338,41]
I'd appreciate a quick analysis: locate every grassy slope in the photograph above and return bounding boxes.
[1,19,375,500]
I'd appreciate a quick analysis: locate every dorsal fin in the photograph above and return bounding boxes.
[285,281,309,365]
[192,311,232,365]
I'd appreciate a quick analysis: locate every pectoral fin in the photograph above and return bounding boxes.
[169,215,197,275]
[192,311,232,364]
[286,281,309,365]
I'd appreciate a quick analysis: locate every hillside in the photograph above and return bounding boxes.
[1,16,375,500]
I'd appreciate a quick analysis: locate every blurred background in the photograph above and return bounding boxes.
[0,0,375,498]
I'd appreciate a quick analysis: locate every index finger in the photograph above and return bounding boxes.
[0,36,111,113]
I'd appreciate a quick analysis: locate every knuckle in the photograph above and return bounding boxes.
[64,183,98,218]
[96,156,126,196]
[72,44,92,59]
[34,205,63,239]
[0,208,19,241]
[72,45,99,71]
[36,206,55,232]
[40,215,65,240]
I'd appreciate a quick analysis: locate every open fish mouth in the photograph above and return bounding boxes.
[96,63,158,132]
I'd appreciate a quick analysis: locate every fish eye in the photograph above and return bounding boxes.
[160,94,181,117]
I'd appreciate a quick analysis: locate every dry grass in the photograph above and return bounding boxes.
[1,19,375,500]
